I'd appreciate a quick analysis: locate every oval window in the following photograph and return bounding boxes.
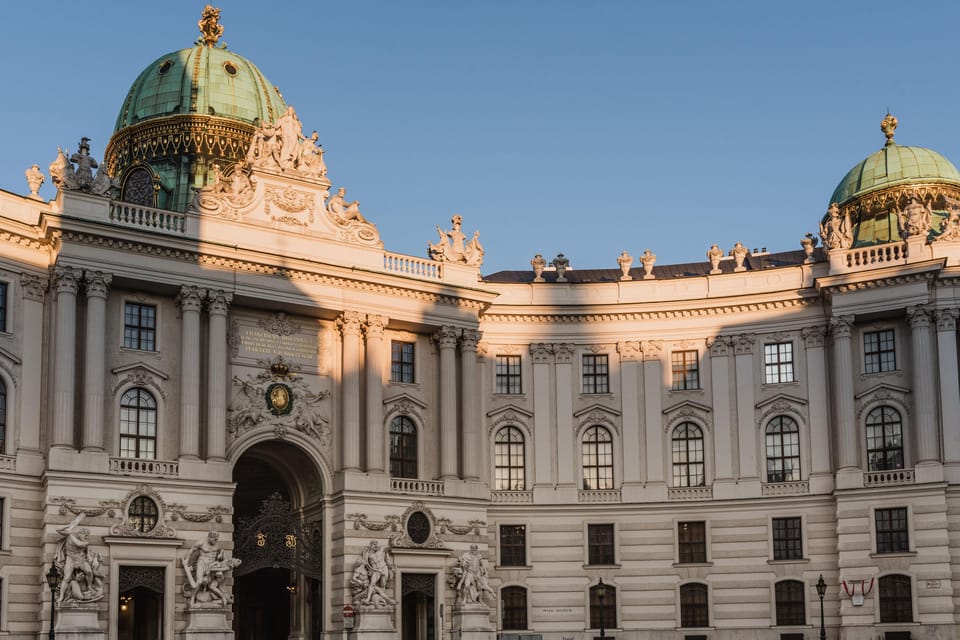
[129,496,159,534]
[406,511,431,544]
[158,59,173,75]
[223,61,238,76]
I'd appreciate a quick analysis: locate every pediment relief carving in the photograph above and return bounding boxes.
[111,362,169,399]
[384,393,428,425]
[755,393,808,426]
[486,404,533,435]
[575,404,621,432]
[662,400,713,432]
[855,383,912,419]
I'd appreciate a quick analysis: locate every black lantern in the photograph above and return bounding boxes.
[596,578,607,640]
[46,565,61,640]
[815,574,827,640]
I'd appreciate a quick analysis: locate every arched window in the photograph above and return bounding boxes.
[581,425,613,490]
[765,416,800,482]
[121,166,155,206]
[878,574,913,623]
[389,416,417,478]
[589,582,616,630]
[672,422,705,487]
[679,582,709,628]
[494,426,525,491]
[120,388,157,459]
[866,406,903,471]
[128,496,159,534]
[774,580,805,626]
[501,586,528,630]
[0,379,6,454]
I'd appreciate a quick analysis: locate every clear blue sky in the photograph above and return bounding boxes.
[2,1,959,274]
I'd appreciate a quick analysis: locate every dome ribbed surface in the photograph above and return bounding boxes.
[830,143,960,205]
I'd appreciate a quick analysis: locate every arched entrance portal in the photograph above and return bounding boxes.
[232,441,325,640]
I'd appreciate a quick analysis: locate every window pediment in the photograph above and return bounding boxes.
[663,400,712,432]
[574,404,621,432]
[487,404,533,435]
[755,393,807,425]
[111,362,169,399]
[855,383,911,419]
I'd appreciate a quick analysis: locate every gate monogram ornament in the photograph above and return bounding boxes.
[233,493,323,580]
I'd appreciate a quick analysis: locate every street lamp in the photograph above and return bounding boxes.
[596,578,607,640]
[815,574,827,640]
[46,565,61,640]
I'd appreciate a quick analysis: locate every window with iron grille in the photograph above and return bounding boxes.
[495,355,522,394]
[866,406,903,471]
[772,517,803,561]
[587,524,615,565]
[582,426,613,490]
[499,525,526,567]
[671,350,699,390]
[878,574,913,623]
[678,521,707,564]
[501,586,528,630]
[679,583,709,628]
[390,341,415,383]
[875,507,909,554]
[494,427,525,490]
[123,302,156,350]
[774,580,806,626]
[672,423,705,487]
[119,388,157,459]
[864,329,896,374]
[765,416,801,482]
[582,354,609,394]
[389,416,417,478]
[128,496,159,534]
[0,282,7,333]
[589,583,617,630]
[764,342,794,384]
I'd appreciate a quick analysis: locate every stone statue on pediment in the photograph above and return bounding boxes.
[191,160,256,216]
[707,244,723,273]
[49,138,115,196]
[640,249,656,279]
[300,131,328,178]
[897,197,933,238]
[25,164,44,199]
[326,186,365,223]
[730,242,748,272]
[429,215,484,267]
[820,202,853,250]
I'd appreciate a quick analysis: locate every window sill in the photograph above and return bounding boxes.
[675,626,714,631]
[496,564,533,571]
[668,388,704,394]
[673,562,713,568]
[119,346,160,356]
[582,563,621,569]
[492,393,524,398]
[760,379,799,389]
[388,381,419,388]
[579,392,613,398]
[870,551,916,559]
[767,558,810,565]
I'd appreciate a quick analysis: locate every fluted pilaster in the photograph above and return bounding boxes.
[82,271,111,451]
[17,275,46,452]
[937,309,960,463]
[177,286,204,458]
[338,311,363,471]
[830,316,858,469]
[52,266,81,448]
[908,305,939,463]
[436,326,459,479]
[364,315,388,473]
[460,329,482,481]
[206,290,232,460]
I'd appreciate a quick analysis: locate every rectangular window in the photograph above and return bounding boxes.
[501,586,528,630]
[774,581,806,626]
[671,350,700,390]
[499,524,526,567]
[875,507,909,554]
[678,521,707,564]
[764,342,794,384]
[587,523,615,565]
[123,302,156,351]
[0,282,7,332]
[390,341,415,383]
[582,354,609,394]
[772,517,803,561]
[495,355,522,395]
[864,329,896,374]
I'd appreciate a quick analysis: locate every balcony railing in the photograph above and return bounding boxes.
[109,202,187,234]
[841,242,908,271]
[490,490,533,504]
[0,455,14,471]
[390,477,445,496]
[383,252,442,280]
[864,468,914,487]
[668,485,713,501]
[109,457,179,478]
[761,480,810,496]
[578,489,622,503]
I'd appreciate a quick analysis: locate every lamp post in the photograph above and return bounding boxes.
[46,565,61,640]
[596,578,607,640]
[816,574,827,640]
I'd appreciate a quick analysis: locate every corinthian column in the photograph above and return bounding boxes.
[908,305,939,463]
[802,326,831,476]
[17,275,47,452]
[436,326,459,479]
[460,329,482,481]
[338,311,363,471]
[52,266,81,449]
[206,290,232,460]
[938,309,960,463]
[830,316,858,469]
[530,343,554,486]
[177,286,204,458]
[82,271,112,451]
[364,315,388,473]
[554,343,575,486]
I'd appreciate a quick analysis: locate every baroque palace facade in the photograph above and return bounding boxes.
[1,8,960,640]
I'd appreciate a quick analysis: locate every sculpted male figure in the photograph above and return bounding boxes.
[275,106,304,169]
[56,514,94,605]
[185,531,221,603]
[360,540,393,606]
[327,187,366,223]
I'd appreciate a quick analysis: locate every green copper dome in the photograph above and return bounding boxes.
[113,45,286,132]
[104,7,288,212]
[830,143,960,206]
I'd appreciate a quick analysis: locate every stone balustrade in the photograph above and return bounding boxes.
[761,480,810,496]
[110,202,187,234]
[668,486,713,501]
[109,457,180,478]
[490,490,534,504]
[864,468,914,486]
[383,252,442,280]
[578,489,622,503]
[390,477,445,496]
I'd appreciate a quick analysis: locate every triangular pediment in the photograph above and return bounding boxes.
[111,361,168,380]
[0,344,22,366]
[383,393,428,410]
[573,403,621,419]
[486,404,533,419]
[662,400,712,416]
[854,383,911,401]
[755,393,807,412]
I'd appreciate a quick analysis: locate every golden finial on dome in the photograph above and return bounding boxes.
[881,112,898,146]
[198,5,224,47]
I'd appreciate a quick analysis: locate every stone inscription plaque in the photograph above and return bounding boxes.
[230,313,325,373]
[239,328,318,361]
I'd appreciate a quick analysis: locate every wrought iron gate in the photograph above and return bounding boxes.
[233,492,323,579]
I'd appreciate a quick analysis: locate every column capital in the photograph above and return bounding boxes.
[460,328,481,351]
[20,274,47,302]
[206,290,233,316]
[337,310,364,335]
[640,339,663,361]
[733,333,756,355]
[554,342,576,364]
[706,335,733,357]
[84,270,112,299]
[829,315,855,339]
[364,314,389,338]
[617,341,641,362]
[433,325,459,349]
[52,266,81,295]
[529,342,553,364]
[801,325,827,348]
[907,304,934,329]
[936,307,959,331]
[176,285,205,312]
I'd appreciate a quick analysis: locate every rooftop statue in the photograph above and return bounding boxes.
[640,249,656,279]
[198,5,224,47]
[530,254,547,282]
[819,203,853,250]
[327,187,366,224]
[429,215,484,267]
[706,244,723,274]
[551,253,569,281]
[25,164,44,199]
[246,106,325,179]
[730,242,748,272]
[49,138,115,197]
[898,197,933,238]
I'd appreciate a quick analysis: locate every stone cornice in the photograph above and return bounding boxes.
[815,258,945,294]
[0,228,49,251]
[56,229,491,313]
